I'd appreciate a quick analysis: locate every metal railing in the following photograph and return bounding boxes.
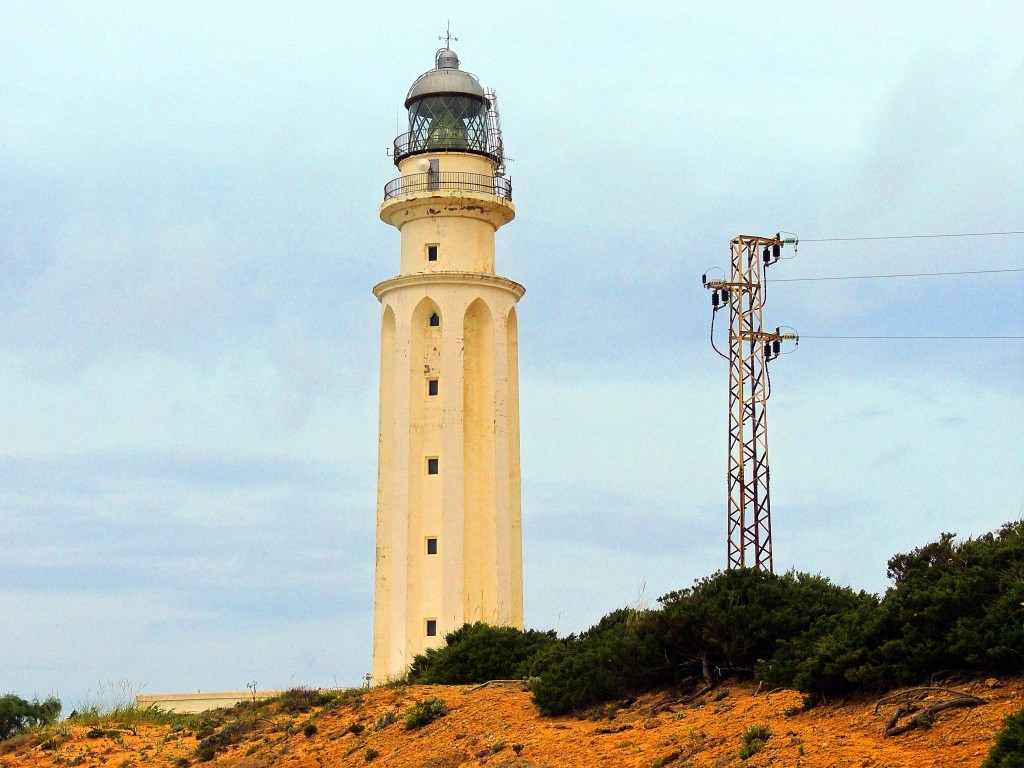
[393,132,496,163]
[383,171,512,202]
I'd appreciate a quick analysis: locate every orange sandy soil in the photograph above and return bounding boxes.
[2,676,1020,768]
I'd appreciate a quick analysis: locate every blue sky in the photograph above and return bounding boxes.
[1,1,1021,707]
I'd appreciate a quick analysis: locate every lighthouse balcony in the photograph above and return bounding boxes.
[392,131,499,164]
[383,171,512,203]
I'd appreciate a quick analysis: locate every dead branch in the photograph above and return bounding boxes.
[874,687,986,713]
[877,688,987,738]
[885,705,917,734]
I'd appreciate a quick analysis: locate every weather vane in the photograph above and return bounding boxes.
[439,20,457,49]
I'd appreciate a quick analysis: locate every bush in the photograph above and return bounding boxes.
[660,569,872,688]
[738,724,771,760]
[527,608,664,716]
[882,523,1024,682]
[397,519,1024,716]
[982,708,1024,768]
[373,709,398,730]
[277,687,334,714]
[775,521,1024,698]
[194,719,256,762]
[407,623,557,684]
[0,695,62,740]
[402,697,447,729]
[763,601,886,698]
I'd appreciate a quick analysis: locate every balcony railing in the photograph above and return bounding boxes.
[393,131,497,163]
[383,171,512,202]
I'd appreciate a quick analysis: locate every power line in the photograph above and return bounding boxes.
[800,230,1024,243]
[770,267,1024,283]
[800,335,1023,340]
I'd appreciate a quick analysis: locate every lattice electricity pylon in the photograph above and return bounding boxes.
[702,234,798,572]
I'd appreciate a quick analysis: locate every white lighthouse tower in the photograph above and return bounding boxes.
[372,46,524,682]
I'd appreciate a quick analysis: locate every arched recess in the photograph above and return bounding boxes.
[374,305,397,660]
[408,297,443,636]
[378,304,397,525]
[505,306,524,627]
[463,297,496,620]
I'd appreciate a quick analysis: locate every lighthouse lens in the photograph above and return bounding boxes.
[409,96,488,154]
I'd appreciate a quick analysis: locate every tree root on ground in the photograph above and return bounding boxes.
[874,687,986,737]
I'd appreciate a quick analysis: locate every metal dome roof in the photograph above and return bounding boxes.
[404,48,487,108]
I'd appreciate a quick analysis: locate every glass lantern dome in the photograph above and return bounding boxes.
[393,48,496,163]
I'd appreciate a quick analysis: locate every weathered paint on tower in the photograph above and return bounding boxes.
[372,48,524,682]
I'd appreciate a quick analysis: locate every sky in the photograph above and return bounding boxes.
[1,1,1022,708]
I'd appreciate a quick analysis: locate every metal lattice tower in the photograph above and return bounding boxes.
[703,234,798,572]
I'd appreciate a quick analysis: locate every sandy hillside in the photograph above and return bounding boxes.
[1,676,1020,767]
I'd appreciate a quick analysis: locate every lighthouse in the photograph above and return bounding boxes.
[372,46,524,682]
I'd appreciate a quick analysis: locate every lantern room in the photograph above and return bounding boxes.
[392,48,500,165]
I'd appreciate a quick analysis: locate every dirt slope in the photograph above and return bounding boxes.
[2,676,1020,768]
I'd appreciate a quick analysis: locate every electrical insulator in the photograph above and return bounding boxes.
[721,289,729,301]
[773,340,781,355]
[764,342,771,357]
[702,273,707,285]
[712,291,720,307]
[762,247,771,264]
[772,244,780,260]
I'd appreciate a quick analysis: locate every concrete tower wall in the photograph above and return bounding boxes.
[372,278,524,680]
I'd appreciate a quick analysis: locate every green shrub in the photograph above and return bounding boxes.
[526,609,664,716]
[277,687,334,714]
[0,694,62,740]
[741,724,771,742]
[982,708,1024,768]
[763,601,885,698]
[526,570,871,716]
[773,521,1024,698]
[402,697,447,729]
[657,569,872,694]
[392,519,1024,716]
[194,719,256,762]
[407,622,557,684]
[365,748,380,762]
[881,523,1024,683]
[738,724,771,760]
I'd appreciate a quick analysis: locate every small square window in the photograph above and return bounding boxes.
[427,245,438,262]
[427,457,439,475]
[429,312,440,327]
[425,619,437,637]
[427,379,439,396]
[426,537,438,555]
